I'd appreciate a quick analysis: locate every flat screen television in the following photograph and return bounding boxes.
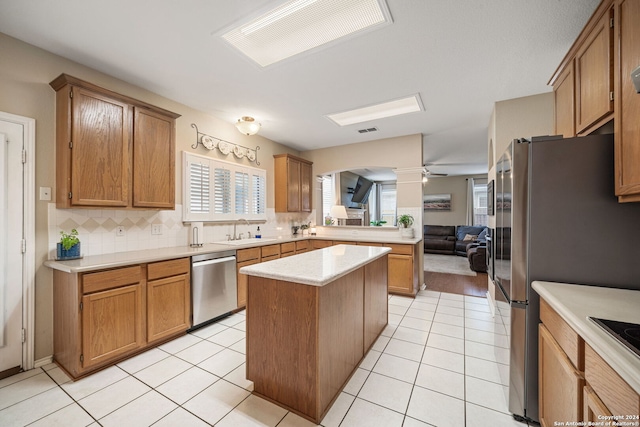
[351,176,373,204]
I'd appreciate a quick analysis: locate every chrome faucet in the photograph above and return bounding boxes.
[232,218,251,240]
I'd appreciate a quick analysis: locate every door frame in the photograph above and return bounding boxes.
[0,111,36,371]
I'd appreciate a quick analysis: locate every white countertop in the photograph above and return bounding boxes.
[532,281,640,394]
[239,244,391,287]
[44,235,420,273]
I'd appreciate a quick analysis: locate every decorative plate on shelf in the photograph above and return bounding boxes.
[233,145,245,158]
[218,141,231,155]
[201,135,215,150]
[247,150,256,162]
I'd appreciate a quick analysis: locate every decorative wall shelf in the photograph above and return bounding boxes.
[191,123,260,165]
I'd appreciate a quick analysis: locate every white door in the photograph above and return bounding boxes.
[0,119,25,375]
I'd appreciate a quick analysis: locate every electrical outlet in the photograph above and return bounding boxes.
[116,226,125,236]
[151,224,162,235]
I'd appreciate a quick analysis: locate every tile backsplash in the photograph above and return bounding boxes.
[47,203,315,259]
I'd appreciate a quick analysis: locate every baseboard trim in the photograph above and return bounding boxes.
[34,356,53,369]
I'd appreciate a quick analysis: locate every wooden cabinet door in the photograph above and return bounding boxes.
[575,8,613,134]
[132,107,175,209]
[554,62,576,138]
[300,160,312,212]
[538,324,585,427]
[147,274,190,344]
[237,258,261,309]
[287,157,301,212]
[387,254,413,295]
[614,0,640,202]
[583,386,612,422]
[71,87,130,207]
[81,283,144,369]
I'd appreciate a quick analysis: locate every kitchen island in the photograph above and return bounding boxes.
[240,244,391,424]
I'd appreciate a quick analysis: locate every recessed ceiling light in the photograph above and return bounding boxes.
[327,95,424,126]
[222,0,392,67]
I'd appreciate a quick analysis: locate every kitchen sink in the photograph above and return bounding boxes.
[213,238,277,246]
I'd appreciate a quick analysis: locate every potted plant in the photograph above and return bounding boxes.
[397,214,415,238]
[57,229,81,260]
[370,220,387,226]
[300,222,311,236]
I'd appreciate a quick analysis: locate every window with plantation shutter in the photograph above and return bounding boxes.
[252,173,266,215]
[235,170,249,215]
[189,161,210,214]
[183,152,267,222]
[214,167,232,215]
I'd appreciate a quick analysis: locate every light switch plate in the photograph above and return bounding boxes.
[39,187,51,201]
[151,224,162,235]
[116,226,125,236]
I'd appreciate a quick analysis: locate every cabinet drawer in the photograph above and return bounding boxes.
[540,299,584,370]
[295,240,309,251]
[281,242,295,254]
[261,254,279,262]
[333,241,356,246]
[261,244,280,258]
[82,266,142,294]
[357,242,383,246]
[386,244,413,255]
[237,247,261,263]
[147,257,189,281]
[585,343,639,418]
[311,240,332,249]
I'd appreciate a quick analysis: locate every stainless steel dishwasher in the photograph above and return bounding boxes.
[190,250,237,330]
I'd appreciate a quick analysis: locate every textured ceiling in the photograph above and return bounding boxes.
[0,0,600,176]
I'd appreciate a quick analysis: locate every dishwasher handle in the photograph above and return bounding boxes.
[192,256,237,268]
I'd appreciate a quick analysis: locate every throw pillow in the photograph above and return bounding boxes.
[463,234,478,241]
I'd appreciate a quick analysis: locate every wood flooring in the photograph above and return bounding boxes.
[424,270,488,298]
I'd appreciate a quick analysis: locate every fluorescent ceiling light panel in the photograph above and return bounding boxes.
[327,95,423,126]
[222,0,392,67]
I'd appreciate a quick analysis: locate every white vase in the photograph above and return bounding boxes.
[400,228,414,239]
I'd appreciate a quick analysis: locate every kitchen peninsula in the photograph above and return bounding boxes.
[240,244,391,423]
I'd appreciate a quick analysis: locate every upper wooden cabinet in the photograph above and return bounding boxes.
[614,0,640,202]
[274,154,312,213]
[574,6,614,133]
[550,0,640,202]
[50,74,180,209]
[553,62,576,138]
[550,2,614,137]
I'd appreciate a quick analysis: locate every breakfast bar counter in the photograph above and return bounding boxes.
[240,245,391,423]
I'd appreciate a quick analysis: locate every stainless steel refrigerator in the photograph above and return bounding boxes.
[493,133,640,424]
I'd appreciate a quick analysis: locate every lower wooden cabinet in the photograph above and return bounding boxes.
[53,258,191,379]
[147,258,190,344]
[236,247,261,309]
[539,297,640,427]
[538,324,585,427]
[386,243,418,297]
[583,385,612,422]
[81,283,144,369]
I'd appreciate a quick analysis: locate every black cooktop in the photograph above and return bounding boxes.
[590,317,640,358]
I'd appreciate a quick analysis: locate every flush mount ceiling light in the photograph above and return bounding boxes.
[327,94,424,126]
[235,116,261,135]
[222,0,392,67]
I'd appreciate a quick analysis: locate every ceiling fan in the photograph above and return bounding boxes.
[423,165,448,177]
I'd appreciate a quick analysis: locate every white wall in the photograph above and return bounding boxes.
[422,174,487,227]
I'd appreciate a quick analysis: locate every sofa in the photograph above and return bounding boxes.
[467,242,487,272]
[423,225,456,254]
[454,225,488,256]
